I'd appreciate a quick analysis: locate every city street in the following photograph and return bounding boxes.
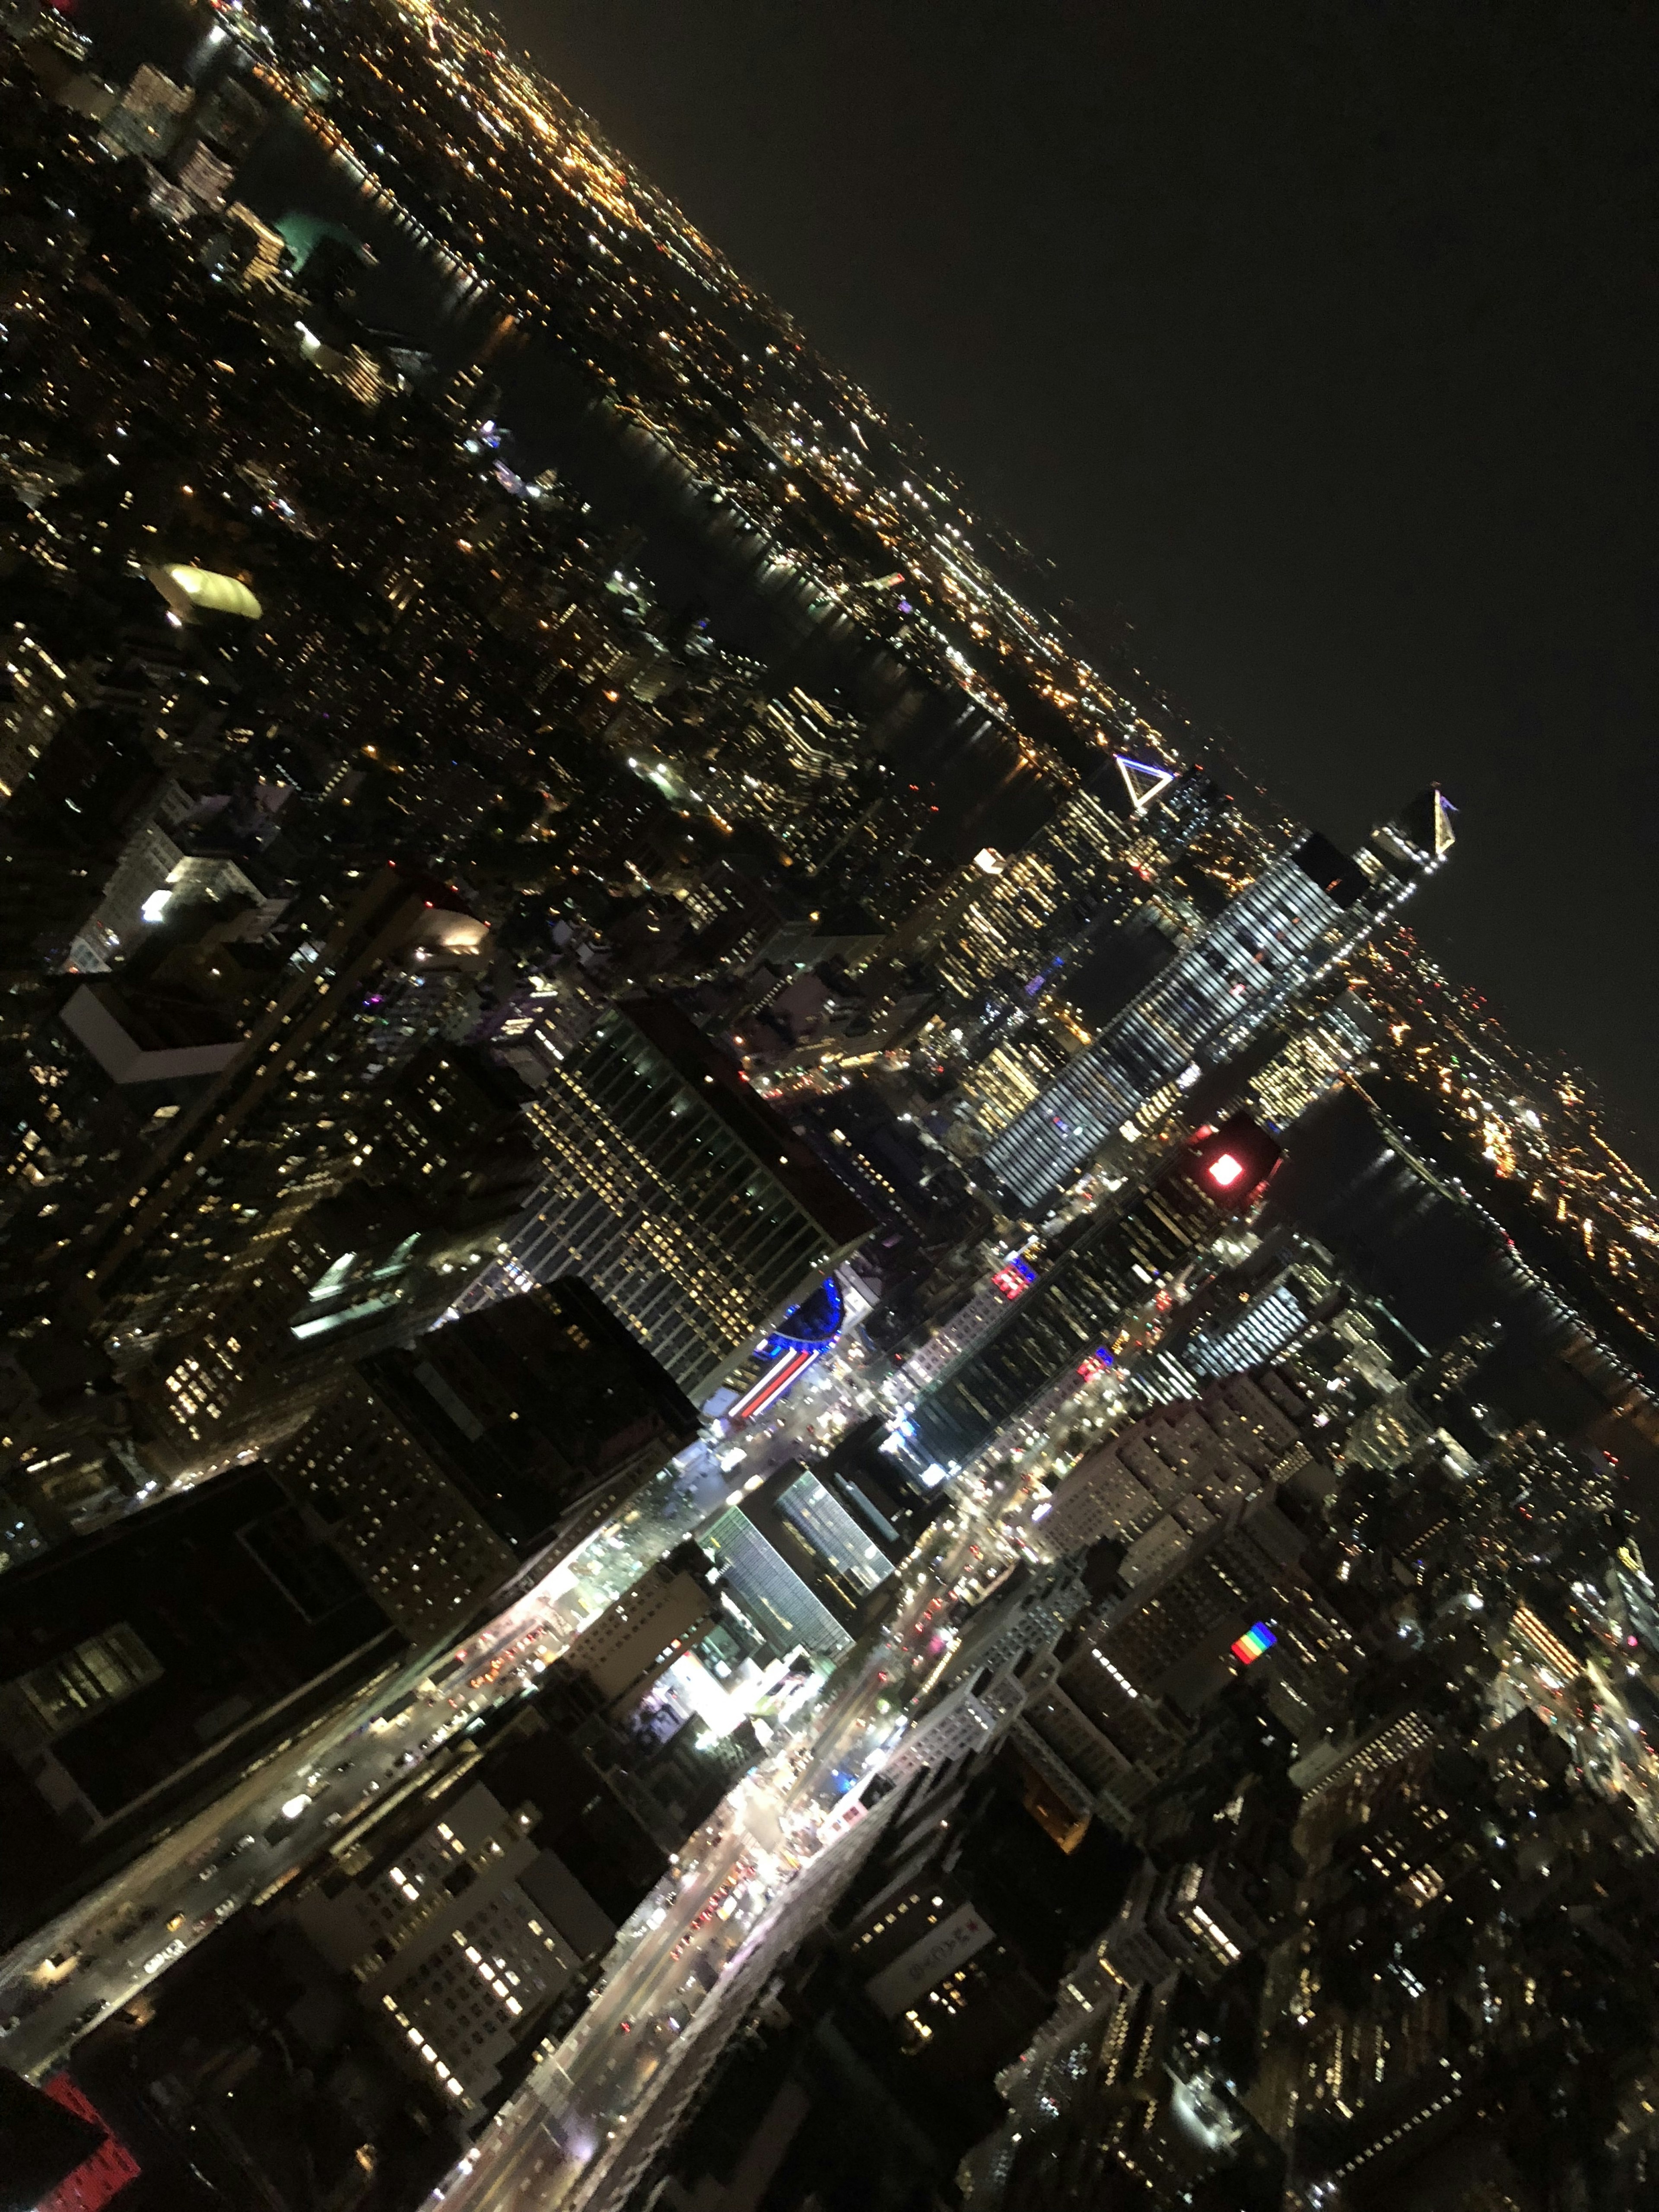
[0,1444,734,2078]
[423,1512,989,2212]
[0,1353,1007,2212]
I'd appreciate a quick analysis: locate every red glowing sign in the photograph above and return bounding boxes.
[1206,1152,1245,1190]
[38,2076,140,2212]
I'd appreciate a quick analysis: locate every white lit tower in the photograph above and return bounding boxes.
[982,788,1455,1212]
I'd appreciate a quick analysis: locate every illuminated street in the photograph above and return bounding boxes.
[0,1324,1013,2212]
[0,1448,736,2079]
[420,1498,1003,2212]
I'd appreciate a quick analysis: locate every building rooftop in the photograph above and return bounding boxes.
[616,995,874,1250]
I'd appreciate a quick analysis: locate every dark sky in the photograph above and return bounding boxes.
[502,0,1659,1160]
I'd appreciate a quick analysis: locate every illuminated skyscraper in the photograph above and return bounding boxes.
[1012,1491,1313,1830]
[1242,986,1383,1132]
[934,756,1218,1020]
[268,1281,698,1643]
[982,791,1454,1210]
[46,868,493,1338]
[508,997,872,1400]
[904,1119,1284,1475]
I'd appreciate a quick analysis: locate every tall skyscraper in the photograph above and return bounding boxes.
[289,1708,639,2129]
[93,1698,674,2192]
[983,790,1454,1210]
[0,1466,395,1953]
[933,757,1219,1024]
[1029,1368,1317,1578]
[904,1117,1284,1476]
[34,866,493,1339]
[1012,1493,1312,1831]
[268,1281,699,1643]
[120,1166,533,1496]
[506,996,872,1399]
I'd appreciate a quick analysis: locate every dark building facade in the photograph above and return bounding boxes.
[269,1280,699,1644]
[0,1468,396,1949]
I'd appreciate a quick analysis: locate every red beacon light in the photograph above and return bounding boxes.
[1189,1115,1279,1204]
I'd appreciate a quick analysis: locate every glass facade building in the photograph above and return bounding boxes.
[985,795,1453,1210]
[700,1506,853,1660]
[509,998,871,1399]
[906,1122,1284,1473]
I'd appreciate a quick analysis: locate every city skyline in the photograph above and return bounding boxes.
[528,0,1659,1170]
[3,6,1659,2211]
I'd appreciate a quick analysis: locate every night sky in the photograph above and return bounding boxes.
[503,0,1659,1160]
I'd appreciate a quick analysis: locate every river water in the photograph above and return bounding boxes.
[67,0,1061,851]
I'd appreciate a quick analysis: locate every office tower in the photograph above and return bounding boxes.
[1011,1493,1313,1831]
[905,1116,1284,1476]
[696,1431,942,1663]
[1,1041,540,1535]
[97,62,193,161]
[547,1541,805,1845]
[927,764,1219,1154]
[934,756,1218,1023]
[0,1315,131,1552]
[637,1689,1151,2212]
[884,1555,1088,1792]
[1174,1242,1341,1380]
[1105,980,1386,1205]
[289,1711,632,2127]
[982,789,1455,1210]
[0,1466,396,1951]
[836,1804,1054,2087]
[168,70,264,216]
[39,867,493,1338]
[60,778,266,973]
[959,1791,1300,2212]
[267,1281,699,1645]
[1101,1777,1292,1988]
[83,1699,672,2199]
[120,1160,534,1493]
[1243,984,1382,1131]
[0,581,209,982]
[0,598,96,804]
[0,1035,535,1539]
[202,198,287,285]
[562,1542,724,1711]
[506,996,872,1400]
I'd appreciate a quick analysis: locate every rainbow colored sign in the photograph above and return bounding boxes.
[1230,1622,1276,1665]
